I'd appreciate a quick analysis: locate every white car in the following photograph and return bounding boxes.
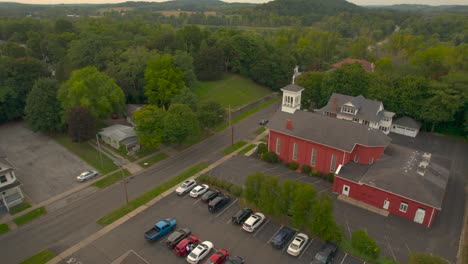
[287,233,309,256]
[76,170,99,182]
[176,179,197,195]
[190,184,209,198]
[186,241,214,264]
[242,212,265,232]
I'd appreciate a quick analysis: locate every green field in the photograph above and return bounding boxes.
[193,74,271,109]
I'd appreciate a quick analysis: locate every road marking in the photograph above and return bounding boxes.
[311,179,322,184]
[299,239,313,259]
[193,198,202,204]
[262,165,281,173]
[404,242,412,254]
[385,236,397,261]
[268,225,284,244]
[346,220,352,237]
[253,219,269,237]
[340,253,348,264]
[281,231,297,253]
[130,249,150,264]
[318,187,332,193]
[216,198,238,218]
[226,218,232,224]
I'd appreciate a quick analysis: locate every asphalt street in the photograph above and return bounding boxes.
[0,101,281,264]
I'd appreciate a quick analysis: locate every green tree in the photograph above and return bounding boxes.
[296,72,324,110]
[408,253,447,264]
[173,50,197,87]
[257,176,279,214]
[171,87,199,112]
[291,184,316,228]
[163,104,199,144]
[394,76,429,118]
[410,45,452,80]
[277,179,301,216]
[308,194,342,242]
[133,105,166,148]
[25,78,62,133]
[1,41,27,58]
[351,230,380,259]
[67,106,96,142]
[57,66,126,122]
[67,32,116,70]
[197,101,225,128]
[244,172,265,206]
[144,54,185,109]
[194,43,225,81]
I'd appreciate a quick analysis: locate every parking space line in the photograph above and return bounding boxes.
[253,219,269,237]
[318,187,332,193]
[299,239,313,259]
[262,165,281,173]
[215,198,238,218]
[346,220,352,237]
[404,242,412,254]
[281,231,297,253]
[340,253,348,264]
[385,236,397,261]
[130,250,150,264]
[226,218,232,224]
[311,179,322,184]
[193,198,202,204]
[267,225,284,244]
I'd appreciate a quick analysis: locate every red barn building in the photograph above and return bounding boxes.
[266,84,451,227]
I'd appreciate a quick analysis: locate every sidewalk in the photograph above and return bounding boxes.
[338,194,389,217]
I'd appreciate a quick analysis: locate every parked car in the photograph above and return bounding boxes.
[187,241,214,264]
[270,226,296,249]
[208,195,230,213]
[190,184,209,198]
[259,119,268,125]
[242,212,265,232]
[201,189,220,203]
[232,208,253,225]
[287,233,309,256]
[175,235,199,257]
[224,256,245,264]
[144,218,177,241]
[76,170,99,182]
[204,249,229,264]
[176,179,197,195]
[165,228,191,248]
[312,241,338,264]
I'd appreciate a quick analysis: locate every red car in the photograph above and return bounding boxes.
[174,234,199,256]
[204,249,229,264]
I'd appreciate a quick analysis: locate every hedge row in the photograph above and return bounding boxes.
[197,174,243,197]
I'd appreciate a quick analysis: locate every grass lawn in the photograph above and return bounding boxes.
[13,207,47,226]
[0,223,10,236]
[239,144,257,155]
[97,162,209,226]
[174,129,213,151]
[193,74,271,109]
[20,249,56,264]
[9,202,32,215]
[222,141,247,155]
[92,169,132,189]
[53,134,118,174]
[138,152,169,167]
[255,126,267,135]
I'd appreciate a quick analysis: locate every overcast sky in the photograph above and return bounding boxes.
[1,0,467,6]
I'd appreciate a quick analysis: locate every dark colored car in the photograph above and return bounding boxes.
[204,249,229,264]
[312,242,338,264]
[165,228,191,248]
[201,189,220,203]
[208,195,231,213]
[270,226,296,249]
[259,119,268,125]
[224,256,245,264]
[232,208,253,225]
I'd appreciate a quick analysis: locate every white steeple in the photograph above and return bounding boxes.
[281,84,304,114]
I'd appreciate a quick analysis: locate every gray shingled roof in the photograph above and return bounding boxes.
[317,93,387,123]
[281,84,304,92]
[99,124,136,142]
[393,116,421,130]
[267,110,391,152]
[337,144,451,209]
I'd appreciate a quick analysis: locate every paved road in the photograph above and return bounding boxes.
[0,102,281,264]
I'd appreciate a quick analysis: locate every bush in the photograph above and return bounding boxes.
[310,169,319,177]
[326,173,335,183]
[351,230,380,259]
[257,143,268,155]
[197,174,243,197]
[301,165,311,174]
[263,151,278,163]
[408,252,447,264]
[288,162,299,170]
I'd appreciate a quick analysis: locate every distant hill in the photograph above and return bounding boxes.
[372,4,468,14]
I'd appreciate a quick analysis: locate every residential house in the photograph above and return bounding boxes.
[0,150,24,213]
[98,124,139,152]
[391,116,421,138]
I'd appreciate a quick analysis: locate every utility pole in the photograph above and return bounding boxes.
[96,134,103,169]
[117,158,129,205]
[229,104,234,146]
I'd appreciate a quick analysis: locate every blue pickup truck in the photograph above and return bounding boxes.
[144,218,177,241]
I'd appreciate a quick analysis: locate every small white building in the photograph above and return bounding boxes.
[99,124,139,152]
[391,116,421,138]
[0,152,24,212]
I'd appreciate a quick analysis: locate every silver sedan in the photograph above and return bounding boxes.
[76,170,99,182]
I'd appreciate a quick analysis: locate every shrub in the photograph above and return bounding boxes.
[326,173,335,183]
[311,169,319,177]
[263,151,278,163]
[408,252,447,264]
[257,143,268,155]
[230,185,244,197]
[351,230,380,259]
[288,162,299,170]
[301,165,311,174]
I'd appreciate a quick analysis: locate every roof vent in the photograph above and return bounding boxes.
[422,152,432,161]
[286,119,292,130]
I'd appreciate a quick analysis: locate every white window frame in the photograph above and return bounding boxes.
[292,143,298,161]
[352,118,359,123]
[0,175,7,184]
[369,157,374,164]
[364,120,370,125]
[399,202,408,213]
[310,148,317,166]
[354,155,359,163]
[276,137,281,154]
[330,154,337,173]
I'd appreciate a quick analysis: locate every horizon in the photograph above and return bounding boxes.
[0,0,467,6]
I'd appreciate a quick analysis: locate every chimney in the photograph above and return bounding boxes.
[286,119,292,130]
[333,97,338,113]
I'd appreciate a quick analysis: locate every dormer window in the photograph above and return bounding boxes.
[0,175,7,184]
[341,106,356,115]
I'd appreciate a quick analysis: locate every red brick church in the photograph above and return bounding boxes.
[266,84,451,227]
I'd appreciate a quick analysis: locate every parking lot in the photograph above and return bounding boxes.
[60,191,364,264]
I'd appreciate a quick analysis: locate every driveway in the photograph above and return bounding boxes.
[208,130,467,263]
[0,122,94,204]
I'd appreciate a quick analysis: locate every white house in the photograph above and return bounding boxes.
[391,116,421,138]
[0,151,24,212]
[317,93,395,135]
[98,124,139,152]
